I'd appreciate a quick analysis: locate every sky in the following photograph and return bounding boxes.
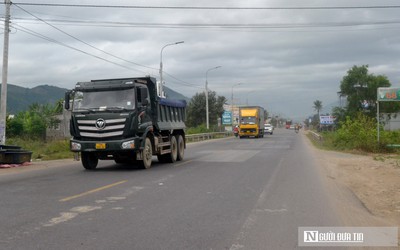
[1,0,400,121]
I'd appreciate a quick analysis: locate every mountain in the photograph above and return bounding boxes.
[2,84,68,114]
[1,84,189,114]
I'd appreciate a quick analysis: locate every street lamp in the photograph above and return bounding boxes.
[159,41,184,97]
[231,83,242,125]
[205,66,221,129]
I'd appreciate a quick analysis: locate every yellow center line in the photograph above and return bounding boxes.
[174,159,193,167]
[59,180,128,202]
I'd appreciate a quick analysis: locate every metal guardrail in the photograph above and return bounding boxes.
[186,132,232,143]
[309,131,323,142]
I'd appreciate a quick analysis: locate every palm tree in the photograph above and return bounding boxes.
[313,100,323,117]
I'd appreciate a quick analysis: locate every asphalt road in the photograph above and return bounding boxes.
[1,129,345,250]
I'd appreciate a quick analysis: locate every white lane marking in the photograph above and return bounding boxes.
[44,206,102,227]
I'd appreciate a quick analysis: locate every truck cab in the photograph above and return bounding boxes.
[238,106,265,138]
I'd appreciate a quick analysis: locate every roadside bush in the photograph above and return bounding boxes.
[318,112,400,153]
[186,124,211,134]
[333,113,379,152]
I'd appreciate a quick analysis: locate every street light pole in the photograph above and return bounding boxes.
[0,0,11,144]
[159,41,184,97]
[205,66,221,130]
[231,83,242,126]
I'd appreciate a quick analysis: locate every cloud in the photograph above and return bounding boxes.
[2,0,400,119]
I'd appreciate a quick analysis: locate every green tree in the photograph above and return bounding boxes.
[186,90,227,128]
[7,102,61,140]
[313,100,323,117]
[6,115,23,137]
[339,65,399,117]
[332,106,346,125]
[54,98,64,114]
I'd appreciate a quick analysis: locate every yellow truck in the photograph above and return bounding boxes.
[238,106,265,138]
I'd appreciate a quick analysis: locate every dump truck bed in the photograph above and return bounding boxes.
[156,98,186,131]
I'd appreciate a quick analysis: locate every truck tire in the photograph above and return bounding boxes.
[81,152,98,170]
[140,137,153,169]
[176,134,184,161]
[165,135,178,163]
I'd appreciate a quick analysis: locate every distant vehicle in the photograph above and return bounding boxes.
[285,120,292,129]
[264,124,274,135]
[239,106,265,138]
[233,125,239,137]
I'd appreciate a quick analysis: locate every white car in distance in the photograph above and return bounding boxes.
[264,124,274,135]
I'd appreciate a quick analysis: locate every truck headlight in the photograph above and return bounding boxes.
[71,142,81,150]
[122,140,135,149]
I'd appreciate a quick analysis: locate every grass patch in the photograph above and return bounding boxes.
[6,137,73,161]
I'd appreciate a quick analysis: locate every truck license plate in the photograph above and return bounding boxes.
[96,143,106,149]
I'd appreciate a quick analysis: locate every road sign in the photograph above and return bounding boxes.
[320,115,335,125]
[222,111,232,125]
[377,88,400,101]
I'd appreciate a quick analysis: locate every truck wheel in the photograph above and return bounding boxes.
[176,134,184,161]
[81,152,98,170]
[140,137,153,169]
[165,135,178,163]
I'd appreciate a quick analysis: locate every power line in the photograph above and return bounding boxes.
[11,22,151,74]
[10,16,400,29]
[7,3,400,10]
[11,3,200,89]
[12,4,158,72]
[12,21,202,89]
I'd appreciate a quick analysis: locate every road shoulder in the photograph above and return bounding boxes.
[304,131,400,227]
[0,159,77,176]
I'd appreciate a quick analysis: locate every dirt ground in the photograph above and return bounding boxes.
[306,132,400,227]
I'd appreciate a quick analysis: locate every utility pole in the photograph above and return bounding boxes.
[0,0,11,144]
[205,66,221,130]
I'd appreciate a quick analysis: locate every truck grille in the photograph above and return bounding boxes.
[241,129,256,133]
[77,118,126,138]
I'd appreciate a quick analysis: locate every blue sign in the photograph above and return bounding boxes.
[222,111,232,125]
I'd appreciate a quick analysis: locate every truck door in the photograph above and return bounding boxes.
[137,86,152,125]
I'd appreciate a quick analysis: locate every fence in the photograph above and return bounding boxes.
[309,131,323,142]
[185,132,232,143]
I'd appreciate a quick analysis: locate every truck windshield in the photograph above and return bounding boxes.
[241,116,256,125]
[73,88,135,111]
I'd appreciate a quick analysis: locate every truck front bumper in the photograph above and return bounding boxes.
[239,129,258,136]
[70,137,141,153]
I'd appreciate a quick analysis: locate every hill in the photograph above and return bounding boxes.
[3,84,68,114]
[1,84,189,114]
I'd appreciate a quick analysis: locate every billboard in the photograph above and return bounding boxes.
[320,115,336,125]
[222,111,232,125]
[377,88,400,101]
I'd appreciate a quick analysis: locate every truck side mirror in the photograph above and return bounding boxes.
[64,91,71,110]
